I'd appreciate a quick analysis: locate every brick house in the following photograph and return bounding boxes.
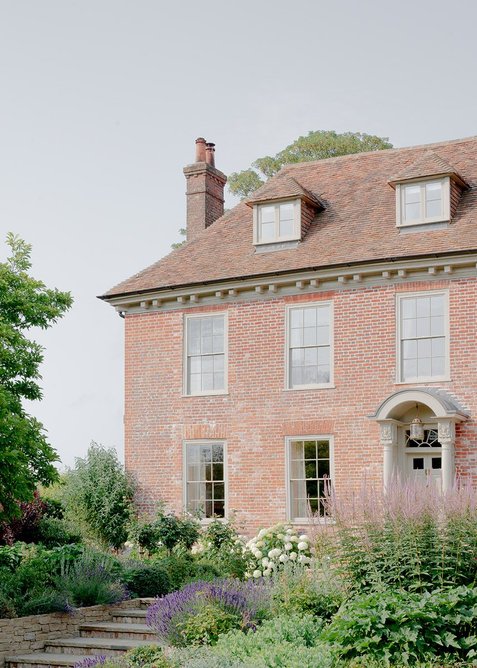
[101,136,477,532]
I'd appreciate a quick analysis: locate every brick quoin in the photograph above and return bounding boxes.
[124,277,477,534]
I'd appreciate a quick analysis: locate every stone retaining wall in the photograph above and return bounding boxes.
[0,599,140,667]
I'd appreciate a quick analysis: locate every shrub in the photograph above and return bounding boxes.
[330,480,477,593]
[0,542,25,570]
[62,443,136,549]
[56,552,128,608]
[270,561,348,620]
[322,585,477,665]
[0,492,46,545]
[147,578,271,647]
[122,562,171,598]
[244,523,313,578]
[37,517,82,547]
[197,520,247,579]
[132,512,200,555]
[178,613,332,668]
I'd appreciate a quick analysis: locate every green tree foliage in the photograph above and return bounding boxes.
[0,233,72,521]
[63,442,136,549]
[171,228,187,250]
[228,130,393,199]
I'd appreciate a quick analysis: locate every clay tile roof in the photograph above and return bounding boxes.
[245,175,324,209]
[388,150,468,188]
[101,136,477,299]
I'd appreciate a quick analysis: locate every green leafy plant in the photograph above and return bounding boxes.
[197,520,247,578]
[322,586,477,665]
[176,602,242,646]
[56,551,127,608]
[244,523,313,577]
[131,511,200,555]
[62,443,136,549]
[0,233,72,521]
[121,562,170,598]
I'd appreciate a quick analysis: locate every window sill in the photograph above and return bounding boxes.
[288,517,335,526]
[284,384,335,392]
[395,377,451,386]
[182,391,229,398]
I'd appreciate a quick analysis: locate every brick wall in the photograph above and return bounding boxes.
[0,599,138,667]
[124,277,477,533]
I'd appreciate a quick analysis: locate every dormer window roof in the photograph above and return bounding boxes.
[388,151,468,229]
[246,176,324,248]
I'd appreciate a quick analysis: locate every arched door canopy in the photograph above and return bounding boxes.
[370,388,469,423]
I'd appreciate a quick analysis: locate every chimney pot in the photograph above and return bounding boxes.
[205,142,216,167]
[195,137,207,162]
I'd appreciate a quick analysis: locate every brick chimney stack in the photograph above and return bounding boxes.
[184,137,227,242]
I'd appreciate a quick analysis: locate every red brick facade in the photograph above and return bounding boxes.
[124,277,477,533]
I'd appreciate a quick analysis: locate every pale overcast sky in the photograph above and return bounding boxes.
[1,0,477,467]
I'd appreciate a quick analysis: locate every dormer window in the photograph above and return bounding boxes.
[389,151,468,230]
[255,200,300,244]
[397,178,449,227]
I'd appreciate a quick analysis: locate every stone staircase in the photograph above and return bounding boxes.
[6,601,157,668]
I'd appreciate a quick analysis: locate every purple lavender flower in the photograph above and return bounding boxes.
[74,656,107,668]
[146,578,271,645]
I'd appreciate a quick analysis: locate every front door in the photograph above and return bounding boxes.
[407,452,442,491]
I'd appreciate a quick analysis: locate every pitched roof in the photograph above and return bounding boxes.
[388,150,468,188]
[102,136,477,298]
[245,175,324,208]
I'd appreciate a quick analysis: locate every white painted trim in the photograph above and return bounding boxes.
[105,251,477,314]
[253,199,301,245]
[395,289,450,384]
[182,439,228,521]
[284,301,334,390]
[285,435,334,524]
[183,311,229,396]
[396,177,450,227]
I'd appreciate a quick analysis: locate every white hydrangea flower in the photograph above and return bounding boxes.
[262,557,269,567]
[297,541,309,551]
[290,552,298,560]
[279,554,289,563]
[256,540,264,547]
[277,533,285,540]
[268,548,281,559]
[290,535,299,543]
[298,555,310,564]
[263,568,272,576]
[286,528,294,534]
[284,542,293,551]
[253,570,262,578]
[299,534,309,541]
[258,529,266,538]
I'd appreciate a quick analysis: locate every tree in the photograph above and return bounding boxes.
[171,227,186,250]
[0,233,72,521]
[62,442,136,549]
[228,130,393,199]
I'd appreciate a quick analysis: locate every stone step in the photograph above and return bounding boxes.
[111,609,148,624]
[80,621,156,641]
[6,653,91,668]
[45,637,154,656]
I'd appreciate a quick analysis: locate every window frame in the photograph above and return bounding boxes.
[396,177,450,227]
[183,312,228,397]
[183,439,228,523]
[396,290,450,384]
[253,198,301,245]
[285,302,334,390]
[285,435,334,524]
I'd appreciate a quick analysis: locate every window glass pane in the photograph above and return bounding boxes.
[416,297,431,317]
[291,441,304,459]
[290,328,303,347]
[432,457,442,470]
[213,500,225,517]
[260,206,275,223]
[291,309,303,327]
[417,356,431,377]
[291,348,305,365]
[304,366,318,385]
[260,221,275,242]
[213,354,224,372]
[212,444,223,462]
[213,482,224,499]
[291,367,303,386]
[417,338,432,359]
[402,357,417,380]
[317,347,330,365]
[316,326,330,345]
[431,337,445,357]
[279,202,294,220]
[416,317,430,337]
[189,373,201,394]
[430,315,444,336]
[402,339,417,360]
[306,479,318,498]
[404,185,421,204]
[317,366,330,383]
[214,372,224,389]
[413,458,424,470]
[304,347,318,366]
[402,298,416,319]
[431,356,445,376]
[279,218,294,237]
[426,198,442,218]
[430,295,444,316]
[317,440,329,458]
[303,326,317,346]
[304,308,317,326]
[291,458,305,478]
[212,463,223,480]
[402,318,416,338]
[305,461,317,478]
[425,182,442,218]
[318,459,330,478]
[405,202,420,221]
[202,356,213,373]
[304,441,316,459]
